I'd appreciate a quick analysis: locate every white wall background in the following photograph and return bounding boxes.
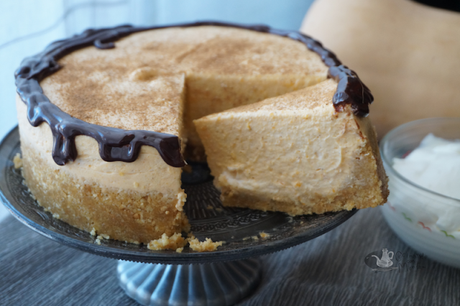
[0,0,314,222]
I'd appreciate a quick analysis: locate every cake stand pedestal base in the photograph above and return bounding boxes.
[117,258,261,306]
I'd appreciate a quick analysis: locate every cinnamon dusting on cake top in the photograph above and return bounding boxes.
[40,26,328,134]
[16,22,373,167]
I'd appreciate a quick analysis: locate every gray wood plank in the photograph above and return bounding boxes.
[1,208,459,306]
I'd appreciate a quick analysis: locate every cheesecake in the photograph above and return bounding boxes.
[15,22,387,245]
[194,79,388,215]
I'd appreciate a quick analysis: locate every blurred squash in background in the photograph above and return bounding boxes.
[301,0,460,137]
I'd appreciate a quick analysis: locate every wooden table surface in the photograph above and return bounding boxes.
[1,207,459,306]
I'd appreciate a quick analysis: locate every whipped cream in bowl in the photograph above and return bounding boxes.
[380,118,460,268]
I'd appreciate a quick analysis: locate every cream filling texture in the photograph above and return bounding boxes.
[16,97,183,198]
[197,104,367,203]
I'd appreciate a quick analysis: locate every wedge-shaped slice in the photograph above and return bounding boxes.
[17,74,188,243]
[194,79,389,215]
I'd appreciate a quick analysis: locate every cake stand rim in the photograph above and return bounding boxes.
[0,126,357,265]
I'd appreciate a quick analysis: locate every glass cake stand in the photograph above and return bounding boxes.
[0,127,357,306]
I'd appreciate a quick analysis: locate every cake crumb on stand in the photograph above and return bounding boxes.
[13,153,22,169]
[94,233,110,245]
[147,233,224,252]
[259,232,271,239]
[147,233,187,253]
[188,237,223,252]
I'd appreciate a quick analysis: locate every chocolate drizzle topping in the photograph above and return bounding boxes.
[15,21,373,167]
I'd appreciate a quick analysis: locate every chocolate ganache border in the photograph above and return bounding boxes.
[15,21,373,167]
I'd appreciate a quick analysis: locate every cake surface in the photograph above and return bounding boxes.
[194,79,388,215]
[41,25,328,160]
[15,22,386,247]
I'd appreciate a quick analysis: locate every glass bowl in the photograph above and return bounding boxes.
[380,117,460,268]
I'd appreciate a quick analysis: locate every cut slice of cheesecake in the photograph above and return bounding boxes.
[194,79,389,215]
[17,73,189,243]
[177,28,329,159]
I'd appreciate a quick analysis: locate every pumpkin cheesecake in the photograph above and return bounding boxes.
[195,79,388,215]
[15,22,387,245]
